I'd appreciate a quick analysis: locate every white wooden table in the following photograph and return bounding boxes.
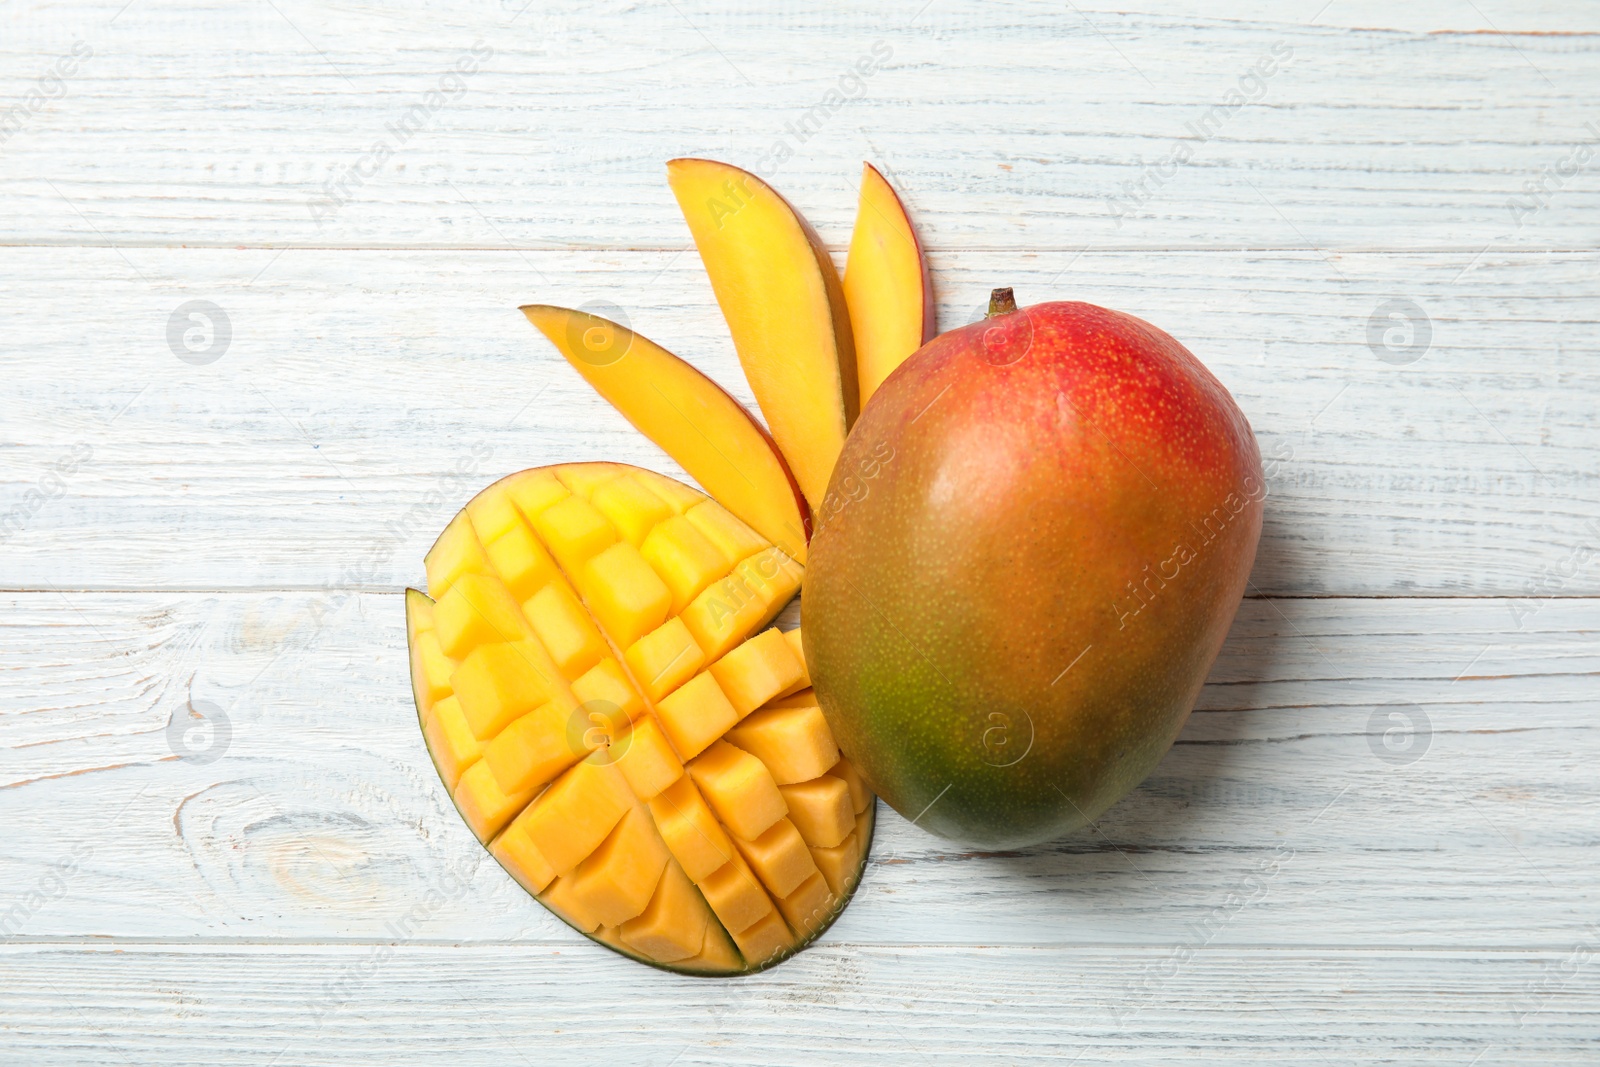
[3,2,1597,1062]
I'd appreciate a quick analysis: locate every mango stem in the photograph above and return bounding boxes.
[987,288,1017,317]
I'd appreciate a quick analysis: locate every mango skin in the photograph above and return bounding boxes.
[804,301,1263,849]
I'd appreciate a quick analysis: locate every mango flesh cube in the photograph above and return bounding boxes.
[434,572,533,658]
[681,575,767,662]
[625,617,705,702]
[644,474,705,514]
[482,701,584,794]
[450,641,558,741]
[654,672,740,761]
[425,511,489,599]
[484,523,559,601]
[698,853,774,934]
[732,817,819,899]
[578,541,672,649]
[422,695,484,791]
[568,806,673,928]
[491,820,557,894]
[686,922,743,973]
[641,515,733,614]
[686,500,767,562]
[591,476,673,546]
[810,831,860,896]
[708,627,805,717]
[735,547,804,620]
[831,757,872,815]
[778,775,854,849]
[523,581,608,680]
[410,630,454,715]
[724,704,840,786]
[611,715,683,801]
[518,752,636,876]
[532,494,616,574]
[505,470,569,521]
[466,484,525,545]
[555,463,626,496]
[619,859,710,965]
[541,874,602,933]
[688,740,787,842]
[782,629,809,692]
[730,906,792,968]
[571,656,645,726]
[776,872,835,938]
[454,758,538,842]
[649,775,736,883]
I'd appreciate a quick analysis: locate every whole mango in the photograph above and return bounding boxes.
[804,294,1263,848]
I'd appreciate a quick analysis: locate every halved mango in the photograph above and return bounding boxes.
[406,463,874,975]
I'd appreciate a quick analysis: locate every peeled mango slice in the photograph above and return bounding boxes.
[405,462,874,974]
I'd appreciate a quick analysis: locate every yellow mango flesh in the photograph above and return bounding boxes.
[407,462,873,974]
[844,162,934,406]
[666,157,859,511]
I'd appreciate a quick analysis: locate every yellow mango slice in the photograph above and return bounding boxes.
[465,484,524,545]
[491,819,557,895]
[724,704,840,786]
[680,574,767,662]
[611,715,684,801]
[654,672,740,761]
[590,475,674,546]
[481,701,585,795]
[483,523,559,602]
[571,656,646,726]
[641,515,734,615]
[732,817,818,899]
[810,831,861,896]
[567,806,672,928]
[522,581,607,680]
[504,469,569,521]
[831,757,872,815]
[730,907,793,969]
[410,630,454,717]
[686,500,767,562]
[778,775,854,849]
[454,759,539,842]
[688,740,787,842]
[450,641,558,741]
[648,775,736,883]
[776,872,836,939]
[531,494,616,574]
[698,852,774,935]
[782,628,809,692]
[707,627,805,718]
[517,752,636,877]
[619,859,711,965]
[541,873,602,933]
[424,511,489,599]
[625,617,705,702]
[844,161,934,405]
[577,541,672,649]
[433,571,533,658]
[421,695,484,791]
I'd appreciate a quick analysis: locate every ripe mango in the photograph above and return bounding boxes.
[805,297,1262,849]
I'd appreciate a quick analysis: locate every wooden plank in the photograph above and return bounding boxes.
[0,247,1595,595]
[2,3,1599,250]
[2,592,1595,947]
[1,942,1596,1065]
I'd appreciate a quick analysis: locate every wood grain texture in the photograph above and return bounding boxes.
[1,2,1599,251]
[0,247,1595,595]
[3,943,1598,1065]
[2,1,1598,1061]
[2,593,1595,949]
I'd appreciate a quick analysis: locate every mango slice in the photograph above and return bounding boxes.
[844,162,935,406]
[406,462,873,975]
